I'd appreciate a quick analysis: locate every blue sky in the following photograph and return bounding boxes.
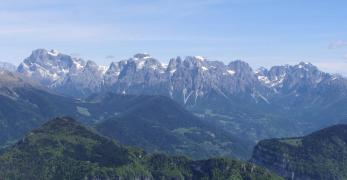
[1,0,347,74]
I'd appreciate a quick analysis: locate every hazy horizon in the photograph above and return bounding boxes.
[1,0,347,75]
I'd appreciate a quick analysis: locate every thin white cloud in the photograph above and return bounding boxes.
[329,40,347,49]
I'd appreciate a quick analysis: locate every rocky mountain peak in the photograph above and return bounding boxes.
[107,62,121,73]
[126,54,163,71]
[30,48,49,57]
[21,48,78,70]
[256,62,333,94]
[185,56,205,63]
[85,60,98,69]
[178,56,208,71]
[228,60,253,72]
[288,62,326,83]
[227,60,257,84]
[293,61,319,72]
[17,49,87,86]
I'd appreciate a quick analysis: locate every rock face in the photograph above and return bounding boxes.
[250,124,347,180]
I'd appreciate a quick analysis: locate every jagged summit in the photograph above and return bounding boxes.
[17,49,85,86]
[255,62,331,92]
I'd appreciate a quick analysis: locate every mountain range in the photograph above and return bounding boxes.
[16,49,346,103]
[13,49,347,140]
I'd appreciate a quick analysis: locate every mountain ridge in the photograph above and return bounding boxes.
[19,48,341,102]
[250,124,347,180]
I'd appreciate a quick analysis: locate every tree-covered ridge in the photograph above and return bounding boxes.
[251,124,347,180]
[96,95,252,159]
[0,117,282,180]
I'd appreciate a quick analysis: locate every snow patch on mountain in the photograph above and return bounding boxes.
[202,66,208,71]
[227,70,235,76]
[194,56,205,61]
[257,75,271,84]
[47,49,60,56]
